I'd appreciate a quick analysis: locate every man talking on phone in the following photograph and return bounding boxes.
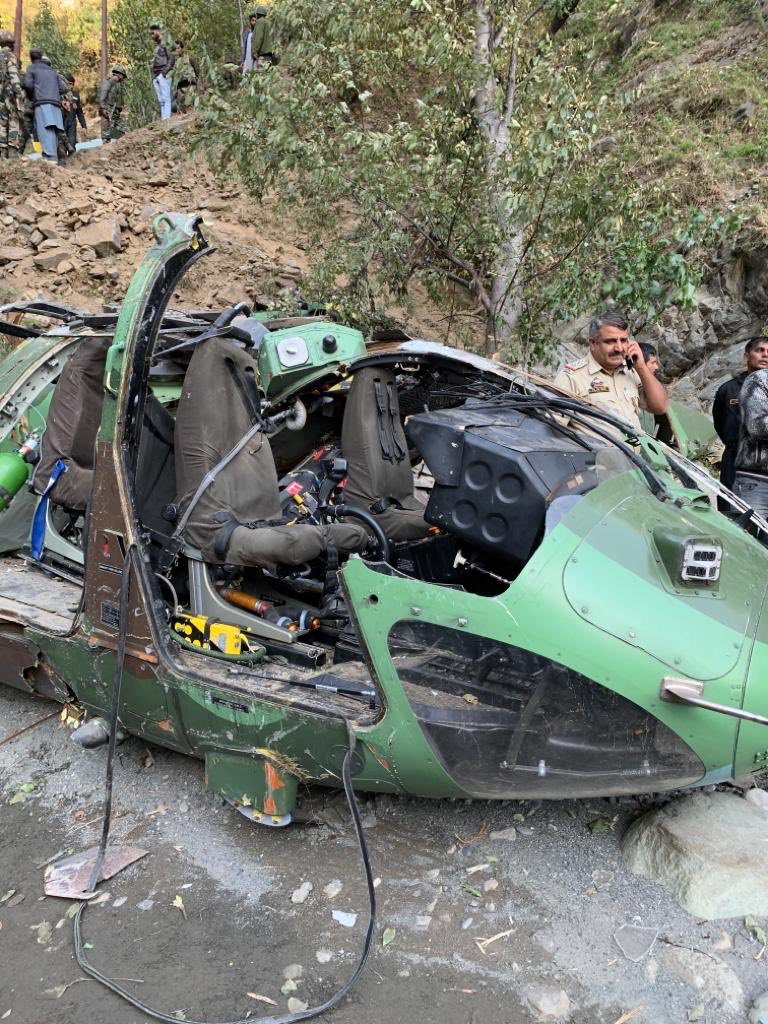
[554,310,668,434]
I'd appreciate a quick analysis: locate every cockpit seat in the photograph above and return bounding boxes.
[32,334,112,512]
[174,336,368,569]
[341,366,431,542]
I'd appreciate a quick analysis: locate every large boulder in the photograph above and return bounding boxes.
[622,792,768,920]
[75,219,123,257]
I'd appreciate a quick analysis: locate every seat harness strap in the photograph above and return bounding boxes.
[373,378,392,462]
[386,381,406,462]
[30,459,67,561]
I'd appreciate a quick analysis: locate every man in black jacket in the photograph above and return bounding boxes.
[63,73,87,152]
[22,48,66,162]
[149,21,174,120]
[712,336,768,491]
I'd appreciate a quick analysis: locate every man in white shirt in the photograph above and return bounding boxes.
[241,11,258,73]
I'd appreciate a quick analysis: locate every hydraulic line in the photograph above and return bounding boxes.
[73,544,377,1024]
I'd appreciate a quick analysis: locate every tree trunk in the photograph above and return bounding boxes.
[100,0,108,81]
[473,0,524,356]
[13,0,22,62]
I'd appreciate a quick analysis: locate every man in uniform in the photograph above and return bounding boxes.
[171,40,198,113]
[0,28,23,159]
[150,21,174,120]
[712,336,768,492]
[99,65,127,143]
[553,310,668,435]
[248,6,276,70]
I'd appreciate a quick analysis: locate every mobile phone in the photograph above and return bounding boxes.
[626,355,636,370]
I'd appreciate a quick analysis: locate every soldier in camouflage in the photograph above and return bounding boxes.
[0,28,23,159]
[170,41,198,113]
[99,65,126,143]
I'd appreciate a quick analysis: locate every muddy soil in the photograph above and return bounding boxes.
[2,687,767,1024]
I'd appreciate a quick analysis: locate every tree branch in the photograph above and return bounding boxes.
[549,0,582,36]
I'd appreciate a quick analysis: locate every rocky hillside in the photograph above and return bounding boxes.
[0,120,448,339]
[3,0,768,407]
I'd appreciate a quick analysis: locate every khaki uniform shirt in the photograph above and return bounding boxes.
[553,353,645,433]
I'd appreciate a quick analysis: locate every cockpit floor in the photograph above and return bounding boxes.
[0,556,81,633]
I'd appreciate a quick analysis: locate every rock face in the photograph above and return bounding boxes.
[621,792,768,920]
[75,219,123,257]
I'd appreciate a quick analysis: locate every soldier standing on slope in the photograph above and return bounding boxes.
[0,29,23,159]
[99,65,127,143]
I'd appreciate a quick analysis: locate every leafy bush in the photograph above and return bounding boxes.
[26,0,79,76]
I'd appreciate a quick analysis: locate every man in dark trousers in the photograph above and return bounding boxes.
[712,336,768,491]
[63,73,86,152]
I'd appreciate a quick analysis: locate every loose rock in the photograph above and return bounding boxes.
[748,990,768,1024]
[291,881,313,904]
[621,792,768,919]
[664,947,744,1014]
[523,984,571,1019]
[0,247,28,265]
[75,219,123,257]
[745,788,768,815]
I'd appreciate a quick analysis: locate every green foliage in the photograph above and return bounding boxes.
[26,0,80,76]
[193,0,739,357]
[111,0,241,127]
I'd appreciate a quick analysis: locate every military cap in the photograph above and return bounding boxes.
[112,64,127,77]
[255,5,268,15]
[0,29,15,45]
[149,20,164,29]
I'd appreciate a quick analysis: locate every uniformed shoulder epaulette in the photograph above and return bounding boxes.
[563,358,587,372]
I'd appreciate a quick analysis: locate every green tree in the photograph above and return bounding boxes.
[27,0,79,77]
[194,0,734,358]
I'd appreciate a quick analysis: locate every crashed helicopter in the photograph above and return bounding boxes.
[0,212,766,828]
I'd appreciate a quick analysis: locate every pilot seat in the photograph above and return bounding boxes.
[341,366,431,542]
[173,336,369,570]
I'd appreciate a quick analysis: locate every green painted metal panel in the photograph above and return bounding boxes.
[258,322,366,398]
[563,490,765,680]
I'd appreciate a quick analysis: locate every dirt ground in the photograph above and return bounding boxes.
[1,686,767,1024]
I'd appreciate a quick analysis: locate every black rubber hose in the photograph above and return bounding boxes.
[331,504,394,564]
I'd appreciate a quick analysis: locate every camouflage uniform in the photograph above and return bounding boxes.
[171,50,197,112]
[0,33,23,159]
[99,68,126,143]
[18,93,34,153]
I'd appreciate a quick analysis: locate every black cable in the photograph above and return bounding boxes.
[73,545,377,1024]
